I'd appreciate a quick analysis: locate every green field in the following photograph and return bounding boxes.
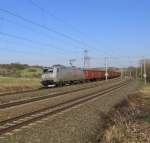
[0,64,43,93]
[0,63,43,78]
[20,68,42,78]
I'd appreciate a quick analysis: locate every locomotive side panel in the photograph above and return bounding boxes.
[57,67,85,83]
[41,66,85,86]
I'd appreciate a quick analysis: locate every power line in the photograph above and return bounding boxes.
[0,17,83,53]
[0,31,75,55]
[0,8,111,56]
[0,38,59,56]
[27,0,114,56]
[0,17,34,31]
[28,0,85,36]
[0,8,86,48]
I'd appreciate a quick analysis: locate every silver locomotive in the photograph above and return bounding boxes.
[41,65,85,87]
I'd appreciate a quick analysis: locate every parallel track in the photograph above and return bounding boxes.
[0,79,124,109]
[0,80,130,136]
[0,78,120,97]
[0,88,42,97]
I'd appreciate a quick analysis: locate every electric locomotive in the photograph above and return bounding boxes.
[41,65,84,87]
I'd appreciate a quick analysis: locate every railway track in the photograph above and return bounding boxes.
[0,80,130,136]
[0,88,42,97]
[0,82,91,97]
[0,78,120,97]
[0,79,124,109]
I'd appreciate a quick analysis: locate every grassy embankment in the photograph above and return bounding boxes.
[0,77,41,94]
[0,64,42,93]
[98,83,150,143]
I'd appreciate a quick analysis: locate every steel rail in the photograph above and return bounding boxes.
[0,79,125,109]
[0,80,130,136]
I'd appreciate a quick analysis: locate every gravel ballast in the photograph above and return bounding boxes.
[0,80,141,143]
[0,79,125,122]
[0,78,120,104]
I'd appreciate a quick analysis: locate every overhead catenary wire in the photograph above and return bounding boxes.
[0,31,75,55]
[1,7,138,66]
[0,36,79,64]
[28,0,85,36]
[27,0,114,57]
[0,17,84,54]
[0,8,87,48]
[0,38,58,56]
[0,46,72,62]
[0,17,35,32]
[0,7,145,68]
[0,8,111,57]
[27,0,112,55]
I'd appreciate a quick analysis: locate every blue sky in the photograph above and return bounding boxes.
[0,0,150,67]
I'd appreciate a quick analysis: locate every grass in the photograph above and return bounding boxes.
[98,83,150,143]
[20,68,42,78]
[0,77,41,94]
[0,64,42,78]
[0,64,42,93]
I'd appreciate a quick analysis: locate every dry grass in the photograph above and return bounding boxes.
[0,77,41,94]
[98,85,150,143]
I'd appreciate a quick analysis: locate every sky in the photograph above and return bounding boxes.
[0,0,150,67]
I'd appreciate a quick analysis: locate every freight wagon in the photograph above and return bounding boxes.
[83,69,120,81]
[83,69,105,81]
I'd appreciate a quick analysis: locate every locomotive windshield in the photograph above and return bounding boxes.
[43,68,53,73]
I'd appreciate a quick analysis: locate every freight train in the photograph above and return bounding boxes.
[41,65,121,87]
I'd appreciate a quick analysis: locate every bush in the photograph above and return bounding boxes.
[28,68,37,72]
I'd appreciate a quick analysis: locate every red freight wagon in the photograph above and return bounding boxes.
[109,71,116,78]
[83,70,105,80]
[108,71,119,78]
[107,71,112,78]
[116,72,121,77]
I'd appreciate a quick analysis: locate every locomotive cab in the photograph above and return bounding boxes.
[41,67,57,86]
